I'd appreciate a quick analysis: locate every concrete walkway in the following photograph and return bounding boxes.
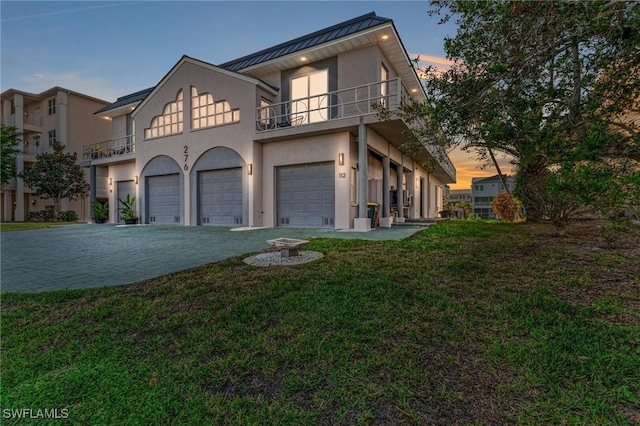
[1,224,425,293]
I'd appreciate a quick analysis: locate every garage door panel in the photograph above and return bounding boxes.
[277,162,334,228]
[199,168,242,226]
[148,174,180,224]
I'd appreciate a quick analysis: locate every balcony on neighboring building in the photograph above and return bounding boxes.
[81,135,135,165]
[255,78,456,183]
[5,112,43,132]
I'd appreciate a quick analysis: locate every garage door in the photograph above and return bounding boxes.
[277,162,334,227]
[117,180,135,223]
[199,168,242,226]
[147,174,180,224]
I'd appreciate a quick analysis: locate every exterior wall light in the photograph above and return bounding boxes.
[247,164,253,175]
[338,152,344,166]
[135,176,138,184]
[109,178,112,185]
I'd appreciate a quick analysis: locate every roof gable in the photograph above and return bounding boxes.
[129,55,277,118]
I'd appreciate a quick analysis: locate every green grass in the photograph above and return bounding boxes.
[0,222,82,232]
[2,220,639,425]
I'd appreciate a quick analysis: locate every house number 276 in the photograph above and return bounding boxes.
[183,146,189,170]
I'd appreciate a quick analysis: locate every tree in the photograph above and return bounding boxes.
[1,125,22,186]
[397,1,639,227]
[20,141,89,218]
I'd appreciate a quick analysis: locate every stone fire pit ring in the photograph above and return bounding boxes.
[243,237,324,267]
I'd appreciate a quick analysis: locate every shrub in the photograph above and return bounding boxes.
[466,212,479,221]
[27,210,55,222]
[57,210,79,222]
[491,192,521,222]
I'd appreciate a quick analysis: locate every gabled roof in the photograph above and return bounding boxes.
[131,55,279,118]
[94,87,153,115]
[219,12,392,72]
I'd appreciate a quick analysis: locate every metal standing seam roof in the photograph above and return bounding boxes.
[94,87,154,115]
[218,12,392,72]
[96,12,393,114]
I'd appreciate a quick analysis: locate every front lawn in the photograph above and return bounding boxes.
[1,221,638,425]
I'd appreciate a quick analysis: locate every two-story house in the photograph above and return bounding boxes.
[83,12,456,230]
[1,87,111,222]
[471,175,516,218]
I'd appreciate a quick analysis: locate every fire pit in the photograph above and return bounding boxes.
[266,237,310,258]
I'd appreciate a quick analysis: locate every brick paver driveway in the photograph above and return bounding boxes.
[1,224,422,292]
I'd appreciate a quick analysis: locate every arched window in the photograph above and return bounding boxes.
[144,90,184,139]
[191,86,239,130]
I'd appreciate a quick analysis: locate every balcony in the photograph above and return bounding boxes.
[5,113,42,129]
[255,78,456,183]
[81,135,135,163]
[256,78,406,132]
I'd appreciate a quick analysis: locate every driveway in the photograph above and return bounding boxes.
[1,224,424,292]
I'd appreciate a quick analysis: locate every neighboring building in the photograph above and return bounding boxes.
[448,188,472,218]
[83,12,456,230]
[449,189,472,204]
[1,87,111,222]
[471,175,516,218]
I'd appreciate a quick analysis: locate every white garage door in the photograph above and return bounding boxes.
[198,168,242,226]
[147,174,180,224]
[117,180,135,223]
[277,162,334,227]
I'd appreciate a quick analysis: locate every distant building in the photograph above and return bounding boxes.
[449,189,472,204]
[1,87,111,222]
[471,175,516,218]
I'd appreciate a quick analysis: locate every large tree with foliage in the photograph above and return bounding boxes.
[1,125,22,186]
[20,141,89,218]
[400,0,639,226]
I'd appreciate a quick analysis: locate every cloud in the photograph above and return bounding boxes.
[408,53,457,78]
[1,2,137,23]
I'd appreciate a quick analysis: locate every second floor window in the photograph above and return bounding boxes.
[48,98,56,115]
[144,90,183,139]
[191,86,240,130]
[290,69,328,125]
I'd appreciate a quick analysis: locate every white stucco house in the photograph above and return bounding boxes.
[83,12,456,230]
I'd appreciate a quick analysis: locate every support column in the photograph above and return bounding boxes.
[89,165,96,224]
[56,91,70,214]
[396,162,404,223]
[379,156,392,227]
[354,116,370,232]
[14,94,25,222]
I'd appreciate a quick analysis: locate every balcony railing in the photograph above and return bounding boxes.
[256,78,456,182]
[256,78,407,132]
[23,143,42,156]
[5,113,42,127]
[405,120,457,182]
[82,135,135,162]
